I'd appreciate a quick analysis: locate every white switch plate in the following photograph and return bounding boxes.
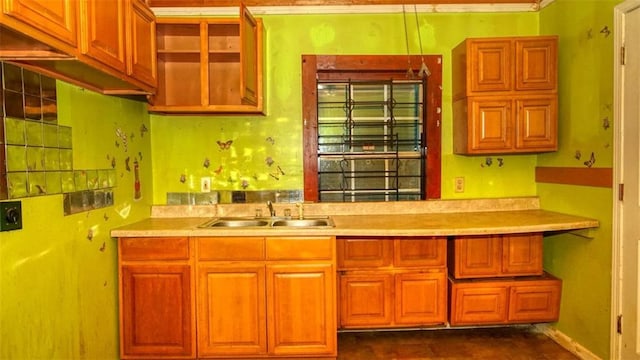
[454,177,465,193]
[201,177,211,193]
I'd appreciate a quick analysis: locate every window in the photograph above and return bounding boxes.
[302,55,442,202]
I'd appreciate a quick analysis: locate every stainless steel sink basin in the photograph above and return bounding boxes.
[198,216,334,228]
[200,218,271,228]
[271,218,334,227]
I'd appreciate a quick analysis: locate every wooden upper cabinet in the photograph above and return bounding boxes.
[515,38,557,91]
[80,0,126,73]
[452,35,558,155]
[240,3,258,105]
[2,0,78,47]
[126,0,157,87]
[468,39,511,94]
[149,6,264,114]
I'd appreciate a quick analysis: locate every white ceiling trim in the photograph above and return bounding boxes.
[152,3,540,16]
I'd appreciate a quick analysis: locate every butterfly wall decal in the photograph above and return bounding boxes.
[217,140,233,150]
[584,152,596,168]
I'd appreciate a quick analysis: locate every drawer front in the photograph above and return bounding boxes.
[508,280,561,323]
[394,237,446,268]
[120,237,190,261]
[267,237,334,260]
[449,281,508,326]
[198,237,265,261]
[337,238,392,269]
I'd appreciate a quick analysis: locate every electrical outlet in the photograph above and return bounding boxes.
[0,201,22,232]
[455,177,465,193]
[201,177,211,193]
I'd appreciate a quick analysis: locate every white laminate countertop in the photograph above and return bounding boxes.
[111,198,599,238]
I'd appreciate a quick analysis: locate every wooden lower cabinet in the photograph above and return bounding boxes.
[118,237,196,359]
[449,233,543,278]
[197,264,267,357]
[337,237,448,329]
[196,236,336,359]
[267,264,336,356]
[448,273,562,326]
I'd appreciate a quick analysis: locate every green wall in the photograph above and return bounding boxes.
[538,0,621,359]
[151,11,541,204]
[0,83,152,359]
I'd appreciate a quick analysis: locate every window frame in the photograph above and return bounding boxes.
[301,54,442,202]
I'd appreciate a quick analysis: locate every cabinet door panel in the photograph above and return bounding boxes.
[515,96,557,151]
[240,3,259,105]
[452,235,501,278]
[394,237,446,268]
[469,98,512,152]
[80,0,126,72]
[4,0,77,46]
[197,264,266,356]
[338,238,392,268]
[339,273,393,328]
[395,271,446,325]
[267,264,336,356]
[450,284,508,326]
[469,39,511,93]
[515,38,557,91]
[120,265,194,357]
[502,233,543,276]
[126,0,157,87]
[508,283,561,322]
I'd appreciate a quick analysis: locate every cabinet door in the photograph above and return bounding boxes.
[469,98,513,152]
[79,0,126,73]
[508,280,561,323]
[469,39,511,93]
[450,283,508,326]
[338,238,392,269]
[3,0,77,46]
[126,0,157,87]
[515,96,557,151]
[240,3,259,106]
[515,37,557,91]
[395,271,447,325]
[120,265,195,358]
[197,264,267,357]
[502,233,543,276]
[394,237,446,268]
[452,235,502,278]
[267,264,336,356]
[339,272,393,328]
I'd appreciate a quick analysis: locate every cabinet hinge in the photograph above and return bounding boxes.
[619,183,624,201]
[621,46,626,65]
[617,314,623,334]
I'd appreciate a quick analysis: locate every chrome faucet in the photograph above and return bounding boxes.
[266,201,276,217]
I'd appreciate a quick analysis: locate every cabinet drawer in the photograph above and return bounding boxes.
[266,237,334,260]
[449,280,508,326]
[198,237,265,261]
[120,237,190,261]
[394,237,446,268]
[508,277,561,323]
[337,238,392,269]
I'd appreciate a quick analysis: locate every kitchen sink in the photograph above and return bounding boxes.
[271,218,334,227]
[198,216,334,229]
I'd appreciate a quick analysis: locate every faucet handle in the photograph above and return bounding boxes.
[295,202,304,219]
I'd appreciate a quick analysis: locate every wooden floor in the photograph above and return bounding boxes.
[337,326,579,360]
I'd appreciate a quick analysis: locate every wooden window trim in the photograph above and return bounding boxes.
[301,54,442,202]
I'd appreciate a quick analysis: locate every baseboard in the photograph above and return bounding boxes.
[533,324,602,360]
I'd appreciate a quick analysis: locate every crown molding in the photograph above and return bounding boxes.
[152,3,540,16]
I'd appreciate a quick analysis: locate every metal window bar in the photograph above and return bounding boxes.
[317,79,424,202]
